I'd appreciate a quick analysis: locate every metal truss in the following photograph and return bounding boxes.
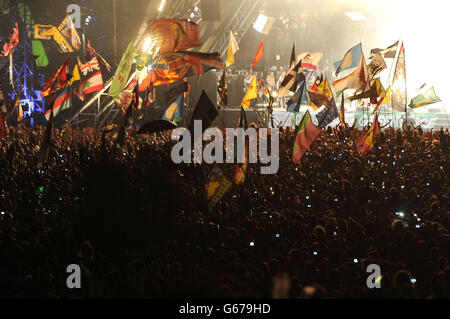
[1,0,45,125]
[208,0,263,57]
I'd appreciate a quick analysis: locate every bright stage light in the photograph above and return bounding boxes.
[253,13,274,35]
[345,12,367,21]
[142,38,152,52]
[158,0,166,12]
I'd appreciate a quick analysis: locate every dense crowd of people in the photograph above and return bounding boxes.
[0,123,449,298]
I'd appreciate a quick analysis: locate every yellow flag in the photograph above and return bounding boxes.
[241,75,257,110]
[17,101,23,122]
[382,86,392,104]
[226,31,239,67]
[372,86,391,114]
[68,64,81,86]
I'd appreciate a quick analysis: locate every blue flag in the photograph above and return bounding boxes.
[334,43,363,76]
[161,93,185,123]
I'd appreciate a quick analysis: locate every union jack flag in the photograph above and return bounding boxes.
[162,51,224,79]
[2,22,19,56]
[78,57,100,76]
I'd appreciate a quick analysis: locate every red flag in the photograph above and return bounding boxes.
[252,40,264,67]
[356,114,381,155]
[41,59,71,97]
[2,22,19,56]
[75,71,104,101]
[78,57,100,76]
[0,113,6,139]
[147,19,201,54]
[138,70,180,92]
[162,51,224,79]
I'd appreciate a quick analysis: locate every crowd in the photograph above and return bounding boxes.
[0,123,449,298]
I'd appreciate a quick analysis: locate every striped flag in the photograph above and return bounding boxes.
[45,88,72,121]
[292,111,321,163]
[75,71,104,101]
[2,22,19,56]
[41,59,71,97]
[162,51,224,79]
[78,57,100,76]
[356,114,381,155]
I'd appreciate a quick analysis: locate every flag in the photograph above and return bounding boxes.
[252,40,264,67]
[332,55,369,96]
[136,53,151,71]
[226,31,239,67]
[6,92,20,119]
[165,81,189,104]
[372,86,392,114]
[2,22,19,56]
[0,113,6,139]
[68,64,81,86]
[409,86,441,109]
[286,80,305,113]
[116,76,138,110]
[316,103,339,129]
[290,44,296,69]
[58,15,81,51]
[17,100,23,122]
[109,42,136,98]
[87,41,111,71]
[308,77,335,109]
[367,52,387,80]
[339,92,345,126]
[162,51,224,79]
[292,111,321,163]
[371,41,398,59]
[334,43,363,75]
[44,88,71,121]
[38,109,54,165]
[116,85,139,147]
[233,107,249,185]
[391,43,407,112]
[138,69,179,92]
[217,69,228,107]
[32,40,49,67]
[205,166,232,210]
[298,52,323,70]
[356,114,381,155]
[161,93,185,123]
[41,59,71,97]
[75,71,104,102]
[241,75,257,110]
[34,24,73,53]
[137,62,155,91]
[147,19,201,54]
[277,59,303,97]
[349,78,385,101]
[187,90,218,137]
[78,57,100,76]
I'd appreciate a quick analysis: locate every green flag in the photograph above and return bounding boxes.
[32,40,49,67]
[409,86,441,109]
[109,42,136,98]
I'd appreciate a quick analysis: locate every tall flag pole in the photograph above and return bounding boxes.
[340,91,346,127]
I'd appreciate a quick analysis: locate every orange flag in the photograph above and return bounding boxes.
[252,40,264,67]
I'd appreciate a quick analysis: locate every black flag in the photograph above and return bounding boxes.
[217,69,228,108]
[188,90,218,137]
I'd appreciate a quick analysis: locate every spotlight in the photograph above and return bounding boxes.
[142,38,152,52]
[345,12,367,21]
[253,13,274,35]
[158,0,166,12]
